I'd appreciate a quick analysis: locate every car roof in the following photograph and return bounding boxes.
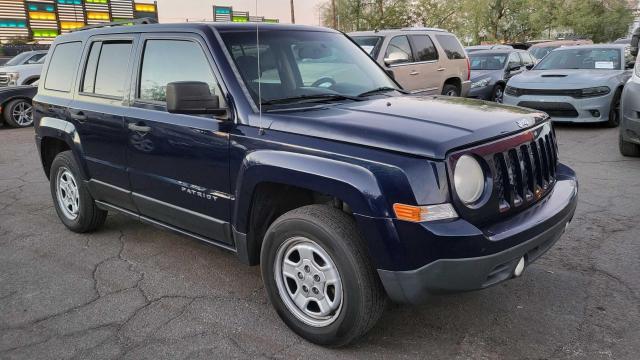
[53,22,337,42]
[349,28,454,37]
[468,49,522,55]
[552,44,627,51]
[529,39,592,48]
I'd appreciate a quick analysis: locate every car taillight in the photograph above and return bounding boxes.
[466,58,471,81]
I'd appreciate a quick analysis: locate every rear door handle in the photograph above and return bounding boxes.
[437,68,446,72]
[69,111,87,122]
[409,70,420,76]
[128,123,151,133]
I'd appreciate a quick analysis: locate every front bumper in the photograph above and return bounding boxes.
[621,79,640,144]
[467,84,494,100]
[371,164,578,304]
[503,93,614,123]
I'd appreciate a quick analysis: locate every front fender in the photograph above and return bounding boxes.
[232,150,389,233]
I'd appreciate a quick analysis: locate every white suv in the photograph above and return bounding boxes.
[0,50,48,86]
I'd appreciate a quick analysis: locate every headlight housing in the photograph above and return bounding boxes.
[471,78,490,89]
[6,72,19,86]
[578,86,610,98]
[454,155,485,205]
[505,85,520,97]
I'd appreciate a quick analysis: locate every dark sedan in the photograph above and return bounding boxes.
[467,49,536,102]
[0,84,37,128]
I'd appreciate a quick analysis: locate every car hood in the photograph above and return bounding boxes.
[508,69,623,87]
[263,96,547,159]
[470,69,501,81]
[0,63,42,73]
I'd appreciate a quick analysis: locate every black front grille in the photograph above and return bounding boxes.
[492,131,558,213]
[448,121,558,225]
[518,101,579,118]
[507,87,582,98]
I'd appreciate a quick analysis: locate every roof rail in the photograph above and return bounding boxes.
[71,17,157,32]
[400,27,447,33]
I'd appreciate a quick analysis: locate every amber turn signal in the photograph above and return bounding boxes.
[393,203,458,222]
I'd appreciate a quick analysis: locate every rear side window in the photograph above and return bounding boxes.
[435,35,466,60]
[82,41,133,98]
[385,36,414,63]
[45,42,82,92]
[409,35,438,62]
[138,39,223,104]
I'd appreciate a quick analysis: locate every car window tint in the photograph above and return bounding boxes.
[81,42,101,94]
[27,53,45,64]
[507,52,521,67]
[44,42,82,92]
[92,42,132,97]
[385,36,413,63]
[139,39,223,104]
[352,36,382,58]
[435,34,465,60]
[409,35,438,62]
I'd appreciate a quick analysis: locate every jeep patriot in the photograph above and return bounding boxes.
[34,22,578,346]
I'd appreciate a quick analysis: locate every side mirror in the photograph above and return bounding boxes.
[384,52,410,66]
[626,61,636,70]
[166,81,226,116]
[508,64,522,72]
[631,28,639,57]
[525,64,535,70]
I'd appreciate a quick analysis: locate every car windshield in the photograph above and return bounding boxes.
[529,46,557,60]
[535,48,622,70]
[351,36,382,58]
[469,54,507,70]
[5,52,30,66]
[219,30,398,109]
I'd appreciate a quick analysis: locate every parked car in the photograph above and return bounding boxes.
[465,44,513,53]
[529,39,593,61]
[620,29,640,156]
[350,28,471,96]
[35,22,578,346]
[0,83,37,127]
[2,50,47,67]
[504,44,633,127]
[467,49,536,102]
[0,52,46,86]
[614,38,631,45]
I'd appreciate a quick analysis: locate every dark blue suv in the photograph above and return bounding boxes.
[33,22,578,346]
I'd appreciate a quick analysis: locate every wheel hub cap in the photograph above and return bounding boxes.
[56,167,80,220]
[274,237,343,327]
[12,101,33,126]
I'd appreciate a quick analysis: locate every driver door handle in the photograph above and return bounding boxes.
[409,70,420,76]
[128,123,151,133]
[69,111,87,122]
[437,67,446,72]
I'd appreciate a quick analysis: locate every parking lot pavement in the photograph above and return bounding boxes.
[0,125,639,360]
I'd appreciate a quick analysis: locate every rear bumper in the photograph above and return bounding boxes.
[460,80,471,97]
[467,84,494,100]
[374,164,578,304]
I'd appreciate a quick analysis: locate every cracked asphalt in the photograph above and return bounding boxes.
[0,124,639,359]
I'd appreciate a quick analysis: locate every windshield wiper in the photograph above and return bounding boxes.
[261,94,362,106]
[357,87,405,97]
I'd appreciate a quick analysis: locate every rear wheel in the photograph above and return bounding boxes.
[442,84,460,97]
[50,151,107,232]
[3,99,33,128]
[261,205,386,346]
[605,89,622,128]
[619,133,640,157]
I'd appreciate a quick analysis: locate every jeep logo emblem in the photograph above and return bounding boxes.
[516,119,531,128]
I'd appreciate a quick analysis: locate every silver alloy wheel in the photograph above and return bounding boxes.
[56,167,80,220]
[11,101,33,127]
[274,236,343,327]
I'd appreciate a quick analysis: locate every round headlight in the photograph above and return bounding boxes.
[454,155,485,205]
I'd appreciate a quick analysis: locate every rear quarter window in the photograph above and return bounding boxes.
[435,34,466,60]
[44,42,83,92]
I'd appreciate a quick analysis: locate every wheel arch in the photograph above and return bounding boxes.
[232,150,388,265]
[37,119,88,180]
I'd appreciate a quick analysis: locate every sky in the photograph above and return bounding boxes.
[156,0,326,25]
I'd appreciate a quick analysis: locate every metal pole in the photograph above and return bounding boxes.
[290,0,295,24]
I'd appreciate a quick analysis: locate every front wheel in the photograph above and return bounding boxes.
[605,89,622,128]
[50,151,107,232]
[261,205,386,346]
[442,84,460,97]
[491,84,505,103]
[619,133,640,157]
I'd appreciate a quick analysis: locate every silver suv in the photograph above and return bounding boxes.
[620,28,640,156]
[350,28,470,96]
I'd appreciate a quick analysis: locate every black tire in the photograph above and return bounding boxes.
[605,89,622,128]
[50,151,107,232]
[260,205,386,347]
[3,99,33,128]
[441,84,460,97]
[491,84,505,103]
[619,133,640,157]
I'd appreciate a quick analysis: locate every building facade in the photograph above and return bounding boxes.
[0,0,158,43]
